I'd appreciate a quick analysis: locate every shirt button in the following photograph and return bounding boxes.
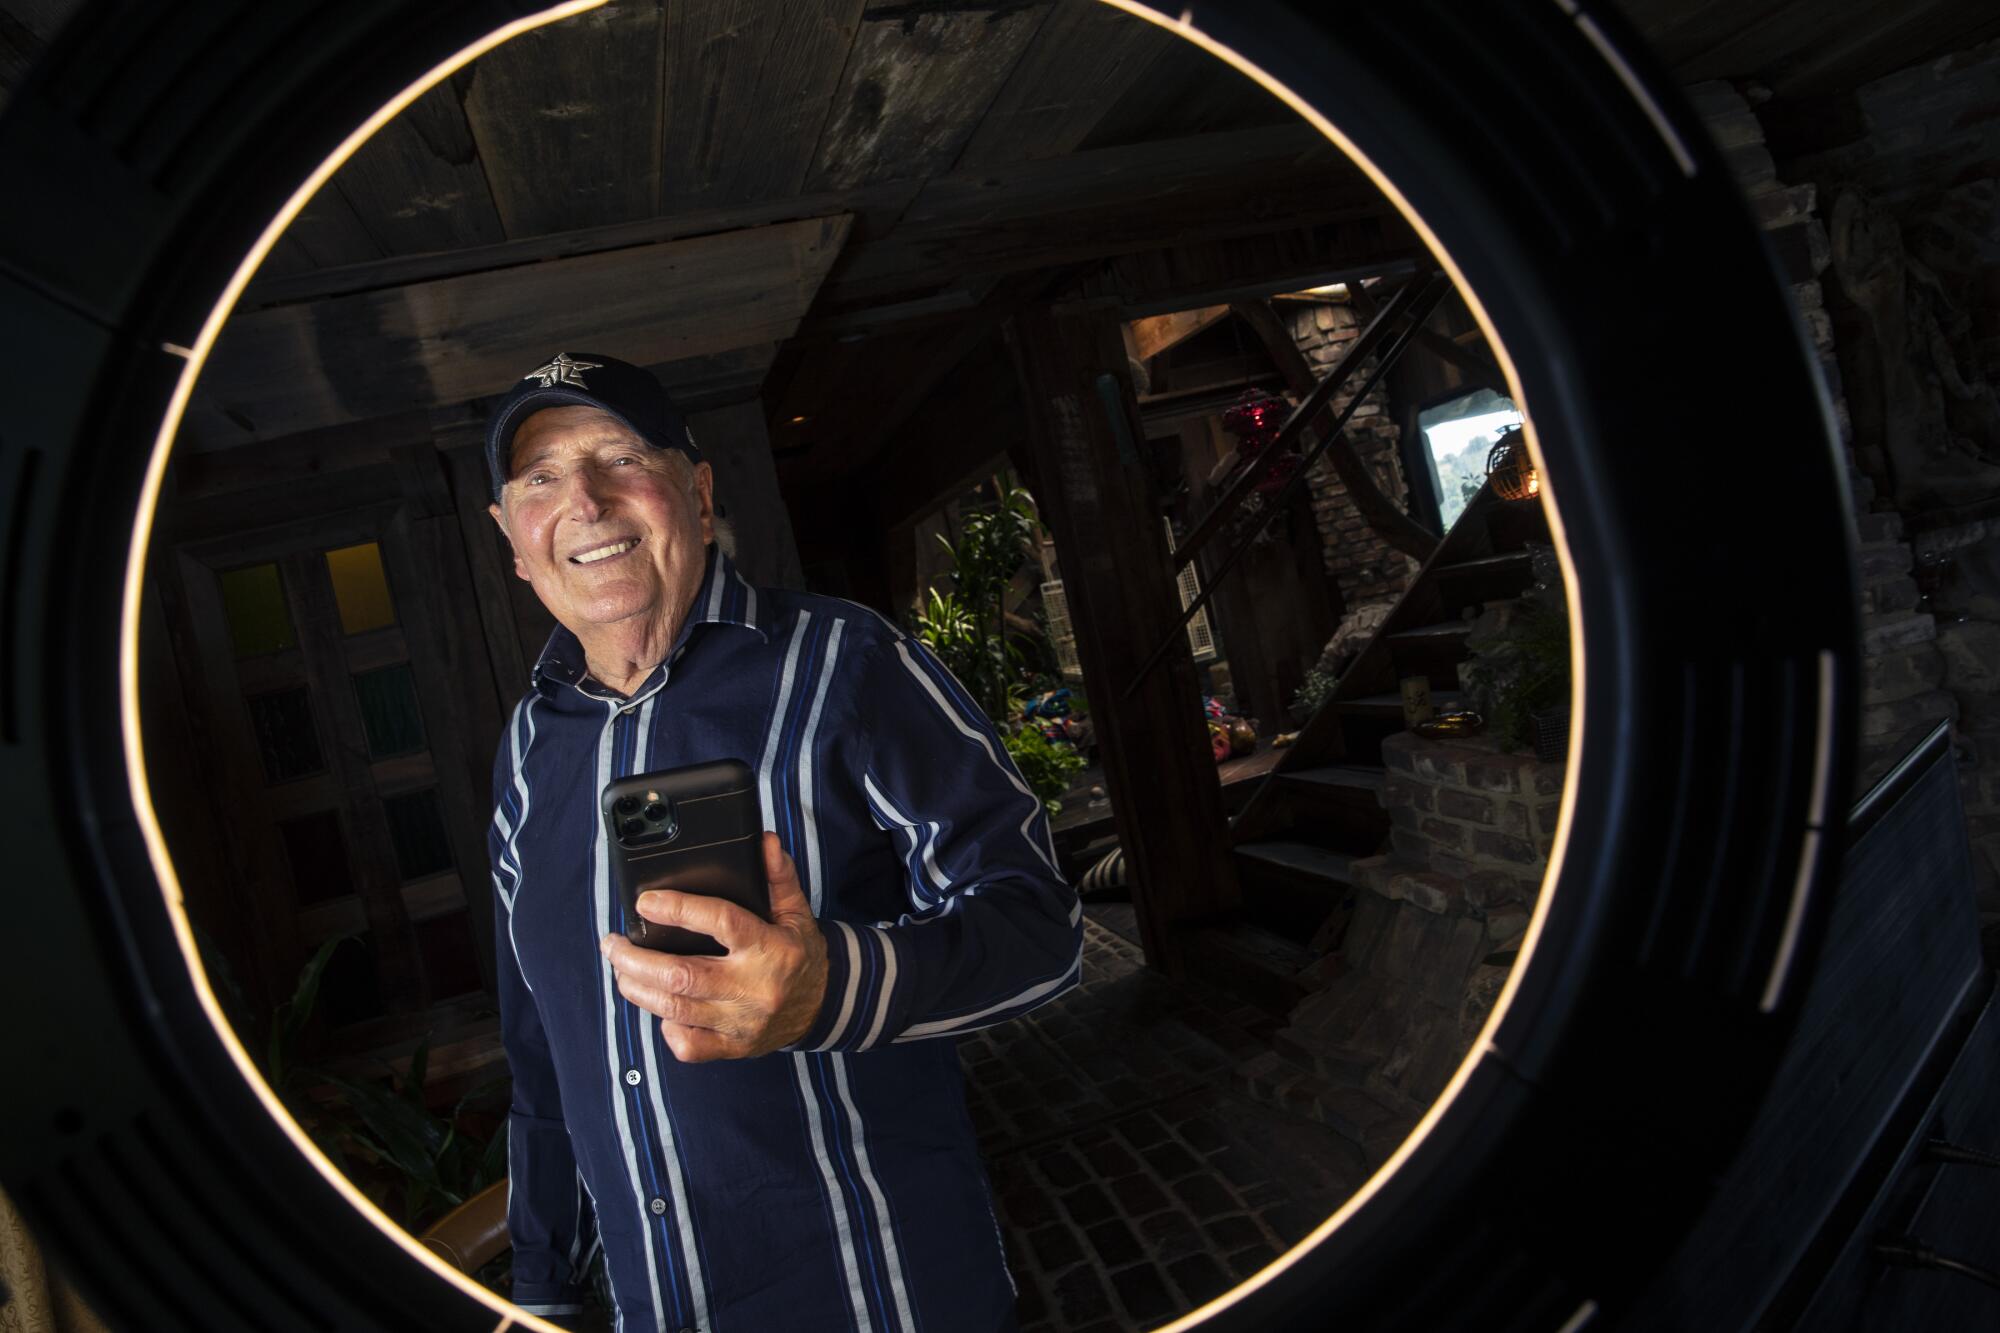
[624,1068,641,1086]
[620,705,635,716]
[649,1197,668,1216]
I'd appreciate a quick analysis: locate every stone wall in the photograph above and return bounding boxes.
[1755,43,2000,923]
[1248,732,1562,1162]
[1283,302,1422,608]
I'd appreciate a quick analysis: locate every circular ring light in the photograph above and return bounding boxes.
[0,1,1856,1330]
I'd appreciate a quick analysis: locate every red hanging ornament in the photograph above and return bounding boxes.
[1222,390,1299,496]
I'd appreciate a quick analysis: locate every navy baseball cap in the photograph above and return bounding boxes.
[486,351,702,500]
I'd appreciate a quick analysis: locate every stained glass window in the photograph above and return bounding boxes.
[325,542,396,635]
[219,563,295,657]
[246,687,324,782]
[383,788,452,881]
[352,663,426,758]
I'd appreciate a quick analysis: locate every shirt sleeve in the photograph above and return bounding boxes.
[787,631,1083,1052]
[490,724,594,1318]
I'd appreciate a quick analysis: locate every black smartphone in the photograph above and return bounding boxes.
[601,758,768,955]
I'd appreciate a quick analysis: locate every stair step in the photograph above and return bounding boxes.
[1186,922,1316,1018]
[1335,690,1468,716]
[1385,620,1474,642]
[1435,551,1532,576]
[1236,841,1358,885]
[1278,765,1385,794]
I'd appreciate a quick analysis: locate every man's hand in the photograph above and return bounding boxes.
[601,833,829,1062]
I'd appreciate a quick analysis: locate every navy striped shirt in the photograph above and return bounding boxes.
[490,545,1082,1332]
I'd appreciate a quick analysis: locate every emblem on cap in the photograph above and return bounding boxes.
[524,352,602,388]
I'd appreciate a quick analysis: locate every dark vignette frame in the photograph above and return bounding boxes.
[0,1,1857,1330]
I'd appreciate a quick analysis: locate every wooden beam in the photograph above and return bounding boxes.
[660,1,868,207]
[1124,306,1230,365]
[241,180,921,310]
[822,123,1386,307]
[459,1,663,236]
[1106,224,1425,321]
[803,5,1046,191]
[1229,295,1440,562]
[951,2,1177,170]
[328,82,506,256]
[1007,301,1240,974]
[860,331,1025,536]
[196,215,851,441]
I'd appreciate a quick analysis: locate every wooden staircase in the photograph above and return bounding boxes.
[1183,481,1552,1016]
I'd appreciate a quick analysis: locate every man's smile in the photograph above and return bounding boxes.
[571,537,640,565]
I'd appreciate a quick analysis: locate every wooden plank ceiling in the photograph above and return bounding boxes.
[185,0,1391,488]
[162,0,2000,488]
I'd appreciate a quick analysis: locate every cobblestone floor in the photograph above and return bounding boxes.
[958,906,1371,1333]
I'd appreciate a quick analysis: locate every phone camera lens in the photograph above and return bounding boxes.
[620,818,644,839]
[644,802,668,823]
[615,795,640,816]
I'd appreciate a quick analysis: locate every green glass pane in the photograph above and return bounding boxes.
[326,542,396,635]
[278,809,353,906]
[246,687,324,782]
[219,563,295,657]
[383,788,452,882]
[352,663,426,759]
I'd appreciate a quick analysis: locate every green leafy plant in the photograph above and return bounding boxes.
[916,486,1041,721]
[1288,669,1339,724]
[317,1042,510,1233]
[196,926,509,1235]
[1005,725,1086,815]
[1460,580,1571,753]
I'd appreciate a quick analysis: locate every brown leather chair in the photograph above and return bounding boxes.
[418,1179,510,1274]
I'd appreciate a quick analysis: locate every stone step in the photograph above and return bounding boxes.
[1336,690,1469,716]
[1855,510,1904,544]
[1861,611,1936,656]
[1385,620,1475,643]
[1233,1050,1418,1163]
[1277,764,1386,795]
[1434,551,1532,577]
[1235,841,1359,887]
[1857,540,1914,582]
[1185,921,1317,1019]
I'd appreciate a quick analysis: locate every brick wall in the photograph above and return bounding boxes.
[1283,302,1422,608]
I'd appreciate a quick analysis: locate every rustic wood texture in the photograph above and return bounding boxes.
[685,399,806,591]
[659,0,867,207]
[803,5,1045,192]
[1125,305,1229,364]
[1009,301,1240,972]
[197,214,850,439]
[1230,295,1440,561]
[951,1,1176,170]
[328,80,506,257]
[460,1,663,237]
[820,123,1383,307]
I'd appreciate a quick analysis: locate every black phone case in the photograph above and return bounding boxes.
[601,758,768,955]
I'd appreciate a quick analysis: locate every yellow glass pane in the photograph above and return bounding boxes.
[218,563,296,657]
[325,542,396,635]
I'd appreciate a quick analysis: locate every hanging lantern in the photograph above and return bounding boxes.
[1485,425,1540,501]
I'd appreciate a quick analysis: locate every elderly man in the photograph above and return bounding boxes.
[484,351,1081,1333]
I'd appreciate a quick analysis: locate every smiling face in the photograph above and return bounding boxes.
[488,405,714,660]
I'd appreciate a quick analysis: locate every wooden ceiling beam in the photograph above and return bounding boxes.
[240,180,921,310]
[192,214,851,443]
[1124,306,1231,365]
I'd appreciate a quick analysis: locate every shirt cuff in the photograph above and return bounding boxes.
[787,918,898,1052]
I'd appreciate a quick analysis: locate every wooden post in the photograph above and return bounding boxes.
[1007,302,1239,975]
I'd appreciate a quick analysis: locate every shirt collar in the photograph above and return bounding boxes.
[531,543,770,693]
